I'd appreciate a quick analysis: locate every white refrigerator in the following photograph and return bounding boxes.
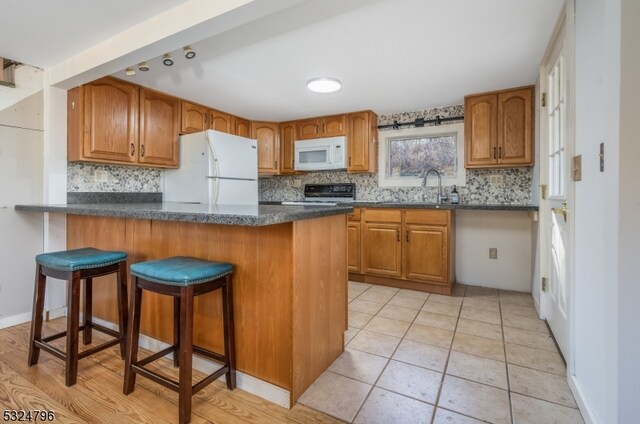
[164,130,258,205]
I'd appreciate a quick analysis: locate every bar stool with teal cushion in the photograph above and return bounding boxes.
[123,256,236,424]
[28,247,128,387]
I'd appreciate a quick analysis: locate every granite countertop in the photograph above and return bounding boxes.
[15,202,354,226]
[261,201,538,212]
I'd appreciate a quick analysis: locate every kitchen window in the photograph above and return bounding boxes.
[378,122,465,187]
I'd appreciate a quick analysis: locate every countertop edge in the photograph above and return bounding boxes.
[15,204,354,226]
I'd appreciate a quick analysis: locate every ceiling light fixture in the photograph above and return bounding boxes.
[125,67,136,76]
[162,54,174,66]
[307,77,342,94]
[138,62,150,71]
[183,46,196,59]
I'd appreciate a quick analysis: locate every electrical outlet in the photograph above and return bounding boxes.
[94,170,109,182]
[490,175,504,185]
[293,180,302,188]
[489,248,498,259]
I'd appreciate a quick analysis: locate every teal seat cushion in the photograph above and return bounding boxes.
[130,257,233,286]
[36,247,127,271]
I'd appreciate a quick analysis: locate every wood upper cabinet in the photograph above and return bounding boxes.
[180,101,209,134]
[296,114,346,140]
[68,77,139,164]
[252,121,280,175]
[279,121,297,174]
[464,86,534,168]
[359,209,453,287]
[210,109,235,134]
[498,88,533,165]
[138,89,180,167]
[347,111,378,173]
[235,117,251,138]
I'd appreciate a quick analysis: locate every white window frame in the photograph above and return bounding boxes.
[378,122,466,187]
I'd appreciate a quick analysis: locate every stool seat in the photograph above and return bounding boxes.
[130,256,233,286]
[36,248,127,271]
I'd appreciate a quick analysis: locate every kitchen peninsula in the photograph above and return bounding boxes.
[15,202,352,407]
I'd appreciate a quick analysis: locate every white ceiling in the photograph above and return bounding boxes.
[0,0,189,68]
[2,0,563,121]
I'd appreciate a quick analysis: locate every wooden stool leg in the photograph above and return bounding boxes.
[173,296,180,368]
[28,265,46,366]
[222,275,236,390]
[117,262,128,359]
[178,286,194,424]
[65,273,81,387]
[83,278,92,345]
[123,277,142,395]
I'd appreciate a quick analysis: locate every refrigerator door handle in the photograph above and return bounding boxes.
[206,176,256,182]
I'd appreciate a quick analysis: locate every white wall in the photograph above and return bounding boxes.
[572,0,622,422]
[0,92,44,327]
[455,210,533,292]
[617,0,640,420]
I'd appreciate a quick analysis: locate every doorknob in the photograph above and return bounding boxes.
[551,201,568,222]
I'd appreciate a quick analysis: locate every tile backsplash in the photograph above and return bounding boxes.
[67,163,162,192]
[66,104,534,205]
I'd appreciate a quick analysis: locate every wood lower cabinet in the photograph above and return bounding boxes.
[354,208,454,294]
[252,121,279,175]
[68,77,139,164]
[363,222,402,278]
[138,89,180,167]
[347,111,378,173]
[180,101,209,134]
[465,86,534,168]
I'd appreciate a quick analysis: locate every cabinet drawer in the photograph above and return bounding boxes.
[347,208,361,221]
[363,209,401,223]
[404,209,450,226]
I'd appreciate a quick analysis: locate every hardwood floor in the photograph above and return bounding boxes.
[0,319,342,423]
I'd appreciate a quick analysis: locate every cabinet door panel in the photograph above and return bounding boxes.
[297,119,320,140]
[235,117,251,138]
[83,78,138,163]
[498,88,533,165]
[321,115,346,137]
[139,89,179,167]
[180,101,208,134]
[363,222,402,278]
[211,110,235,134]
[280,122,297,174]
[465,94,497,167]
[347,222,362,273]
[252,121,279,175]
[404,225,448,284]
[347,112,370,172]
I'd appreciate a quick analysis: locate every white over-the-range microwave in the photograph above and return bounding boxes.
[294,136,346,171]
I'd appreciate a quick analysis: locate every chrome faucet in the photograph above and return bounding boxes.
[422,169,447,204]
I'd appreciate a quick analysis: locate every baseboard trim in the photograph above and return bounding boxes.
[568,374,598,424]
[91,316,291,409]
[0,306,69,330]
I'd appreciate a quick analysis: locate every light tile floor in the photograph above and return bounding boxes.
[297,282,585,424]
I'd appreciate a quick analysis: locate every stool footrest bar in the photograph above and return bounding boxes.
[136,346,176,367]
[131,364,180,392]
[34,341,66,361]
[192,366,229,395]
[192,345,226,363]
[78,338,122,359]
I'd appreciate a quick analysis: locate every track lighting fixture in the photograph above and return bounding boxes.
[162,54,174,66]
[183,46,196,59]
[138,62,150,71]
[125,68,136,76]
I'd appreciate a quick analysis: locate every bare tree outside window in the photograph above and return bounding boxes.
[388,134,457,177]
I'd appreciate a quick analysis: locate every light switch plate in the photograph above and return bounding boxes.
[490,175,504,185]
[489,248,498,259]
[94,170,109,182]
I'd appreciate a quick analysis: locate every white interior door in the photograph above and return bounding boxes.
[540,16,572,359]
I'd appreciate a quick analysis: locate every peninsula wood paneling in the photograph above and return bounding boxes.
[67,213,346,404]
[292,214,347,403]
